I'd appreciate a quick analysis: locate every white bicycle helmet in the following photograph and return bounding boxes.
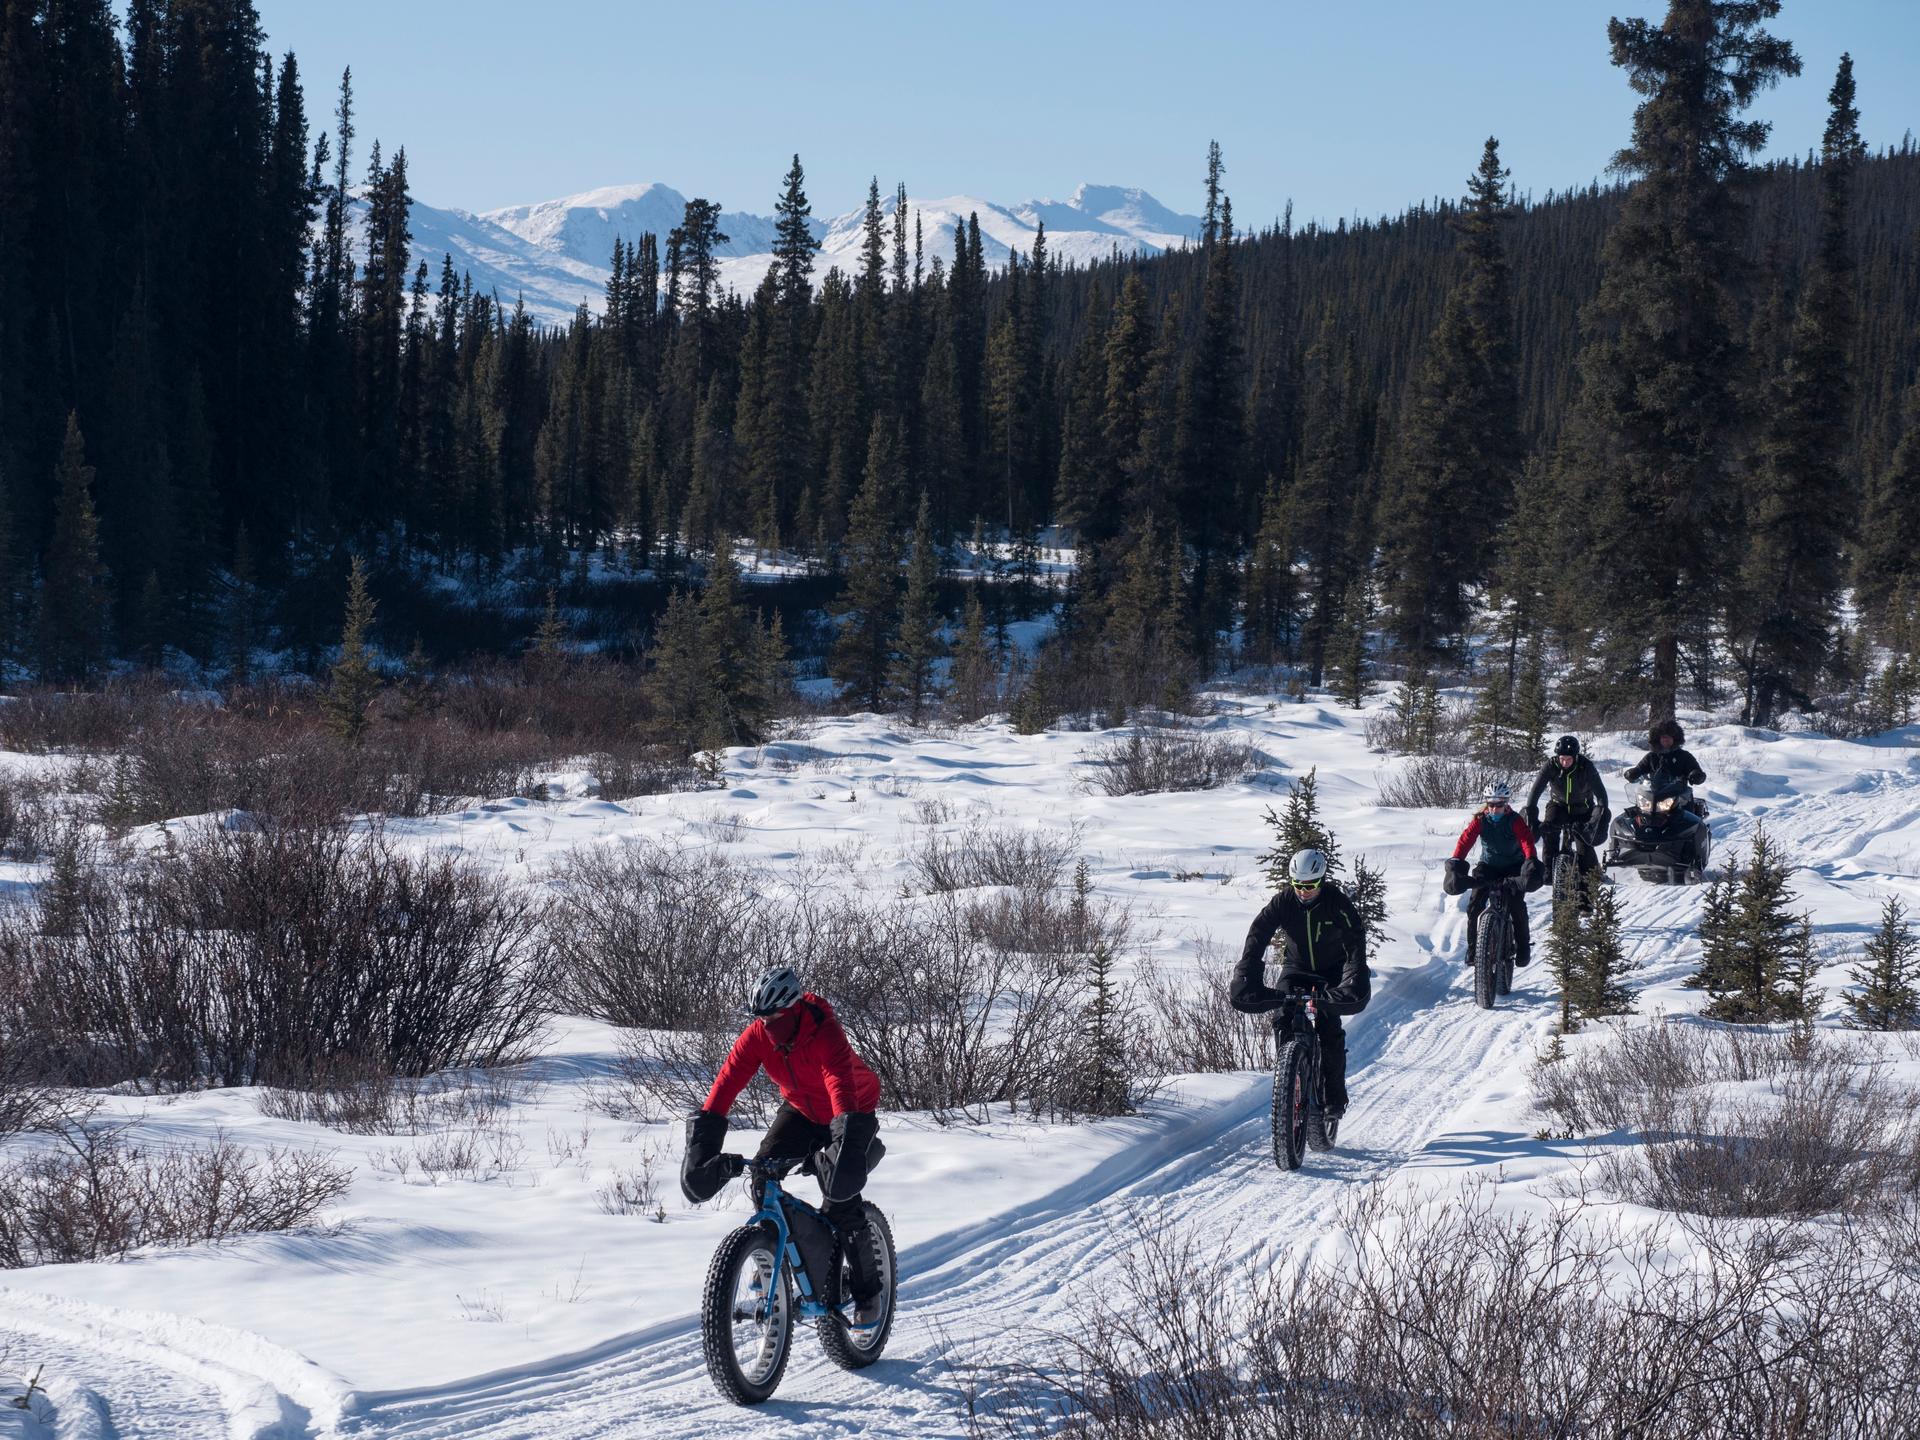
[745,965,804,1018]
[1287,849,1329,886]
[1483,780,1513,806]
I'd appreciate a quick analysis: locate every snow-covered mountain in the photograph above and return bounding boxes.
[391,181,1200,327]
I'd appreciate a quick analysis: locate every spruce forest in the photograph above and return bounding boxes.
[2,0,1919,738]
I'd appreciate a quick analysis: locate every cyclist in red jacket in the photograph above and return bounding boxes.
[1447,780,1541,970]
[680,966,885,1331]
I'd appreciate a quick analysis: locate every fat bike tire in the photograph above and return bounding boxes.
[817,1203,897,1371]
[1271,1039,1313,1171]
[1474,906,1503,1010]
[1552,853,1578,916]
[701,1223,794,1406]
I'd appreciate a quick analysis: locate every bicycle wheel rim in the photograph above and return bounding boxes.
[728,1240,788,1385]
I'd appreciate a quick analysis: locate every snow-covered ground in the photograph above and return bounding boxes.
[3,694,1916,1438]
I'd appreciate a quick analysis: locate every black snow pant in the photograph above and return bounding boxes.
[1466,861,1531,966]
[755,1104,883,1304]
[1315,1009,1349,1111]
[1540,801,1600,877]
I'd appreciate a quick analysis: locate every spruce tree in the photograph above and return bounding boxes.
[1241,476,1295,666]
[1572,884,1636,1020]
[1545,898,1584,1034]
[37,415,110,684]
[831,420,903,710]
[1380,137,1521,660]
[1259,767,1341,887]
[891,492,943,722]
[1737,54,1865,725]
[697,553,788,747]
[1562,1,1800,721]
[1846,896,1920,1030]
[1689,823,1808,1022]
[323,554,381,744]
[1329,579,1370,709]
[1855,379,1920,640]
[948,585,997,722]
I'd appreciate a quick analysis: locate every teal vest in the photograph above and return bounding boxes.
[1478,809,1523,868]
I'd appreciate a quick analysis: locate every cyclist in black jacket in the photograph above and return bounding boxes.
[1230,849,1371,1117]
[1524,735,1609,896]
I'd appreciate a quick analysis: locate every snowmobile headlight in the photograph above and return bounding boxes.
[1653,797,1677,817]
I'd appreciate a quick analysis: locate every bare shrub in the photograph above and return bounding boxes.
[910,818,1082,894]
[589,847,1148,1125]
[1375,755,1521,809]
[0,679,179,753]
[1145,950,1274,1074]
[596,1150,664,1216]
[549,843,788,1029]
[1085,727,1261,797]
[967,1184,1920,1440]
[0,1120,349,1267]
[1537,1020,1920,1218]
[260,1062,536,1136]
[1,823,549,1090]
[586,746,698,800]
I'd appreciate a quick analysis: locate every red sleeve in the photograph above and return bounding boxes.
[1451,815,1483,861]
[703,1023,767,1117]
[1513,813,1538,861]
[814,1006,863,1118]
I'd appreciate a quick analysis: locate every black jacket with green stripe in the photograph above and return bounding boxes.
[1231,883,1371,1018]
[1524,755,1608,819]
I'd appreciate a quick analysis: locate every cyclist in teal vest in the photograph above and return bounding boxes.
[1450,780,1539,970]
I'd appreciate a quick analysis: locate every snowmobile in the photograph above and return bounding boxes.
[1605,772,1710,884]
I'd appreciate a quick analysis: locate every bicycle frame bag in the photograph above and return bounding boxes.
[780,1195,841,1306]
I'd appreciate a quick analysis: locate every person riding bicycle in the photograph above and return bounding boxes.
[1524,735,1609,904]
[1447,780,1540,969]
[680,966,887,1334]
[1230,849,1371,1119]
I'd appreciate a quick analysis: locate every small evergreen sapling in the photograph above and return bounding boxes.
[323,555,381,744]
[1689,824,1810,1023]
[1260,767,1341,887]
[1846,896,1920,1030]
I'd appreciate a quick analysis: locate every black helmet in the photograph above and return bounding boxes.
[745,965,804,1018]
[1554,735,1580,758]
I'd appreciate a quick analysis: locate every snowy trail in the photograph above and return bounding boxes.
[10,710,1914,1439]
[342,934,1549,1439]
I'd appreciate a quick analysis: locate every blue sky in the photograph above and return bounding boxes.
[253,1,1920,225]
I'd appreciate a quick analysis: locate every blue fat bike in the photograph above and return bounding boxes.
[699,1154,898,1405]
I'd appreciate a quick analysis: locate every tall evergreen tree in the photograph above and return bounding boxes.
[891,491,943,721]
[1561,1,1799,721]
[831,419,904,709]
[323,555,380,744]
[1737,53,1864,724]
[1380,137,1521,659]
[37,416,110,684]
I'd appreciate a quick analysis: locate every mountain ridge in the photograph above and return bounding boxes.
[380,181,1201,326]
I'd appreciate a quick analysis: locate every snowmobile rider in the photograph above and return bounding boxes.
[1624,718,1706,789]
[681,965,887,1333]
[1230,849,1371,1118]
[1524,734,1609,890]
[1448,780,1540,969]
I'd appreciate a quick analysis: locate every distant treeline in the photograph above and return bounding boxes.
[2,0,1917,728]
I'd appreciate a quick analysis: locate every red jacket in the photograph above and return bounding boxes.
[1451,810,1537,864]
[704,993,881,1123]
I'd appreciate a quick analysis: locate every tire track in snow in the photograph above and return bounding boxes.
[342,939,1554,1439]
